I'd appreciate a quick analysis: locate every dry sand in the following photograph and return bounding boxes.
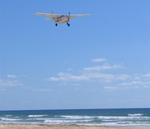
[0,124,149,129]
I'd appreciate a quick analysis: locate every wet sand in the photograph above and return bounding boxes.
[0,124,149,129]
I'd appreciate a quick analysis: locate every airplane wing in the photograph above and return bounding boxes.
[69,14,90,19]
[35,12,60,18]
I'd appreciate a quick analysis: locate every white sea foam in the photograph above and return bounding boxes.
[28,115,48,118]
[0,113,150,126]
[97,115,150,120]
[60,115,94,119]
[44,118,92,124]
[0,117,20,122]
[52,115,150,125]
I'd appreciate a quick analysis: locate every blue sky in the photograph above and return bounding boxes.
[0,0,150,110]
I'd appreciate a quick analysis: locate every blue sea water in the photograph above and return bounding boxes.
[0,108,150,126]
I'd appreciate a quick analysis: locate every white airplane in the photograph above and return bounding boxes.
[35,12,89,26]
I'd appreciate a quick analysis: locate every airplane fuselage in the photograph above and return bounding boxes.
[36,12,89,26]
[53,15,70,24]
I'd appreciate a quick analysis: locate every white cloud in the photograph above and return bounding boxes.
[49,72,89,81]
[48,58,150,90]
[7,74,17,79]
[85,58,123,72]
[92,58,107,63]
[84,64,122,71]
[0,75,22,90]
[49,72,130,83]
[49,58,124,82]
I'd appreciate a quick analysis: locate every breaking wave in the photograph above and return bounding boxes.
[0,109,150,126]
[28,115,48,118]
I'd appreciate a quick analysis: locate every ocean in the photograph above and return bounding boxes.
[0,108,150,126]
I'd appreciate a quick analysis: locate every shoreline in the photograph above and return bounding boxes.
[0,124,150,129]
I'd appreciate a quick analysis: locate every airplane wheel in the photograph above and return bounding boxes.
[67,23,70,27]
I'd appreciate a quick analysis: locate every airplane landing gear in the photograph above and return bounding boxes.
[67,23,70,27]
[55,23,58,26]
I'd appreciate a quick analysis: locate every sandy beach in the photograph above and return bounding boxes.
[0,124,149,129]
